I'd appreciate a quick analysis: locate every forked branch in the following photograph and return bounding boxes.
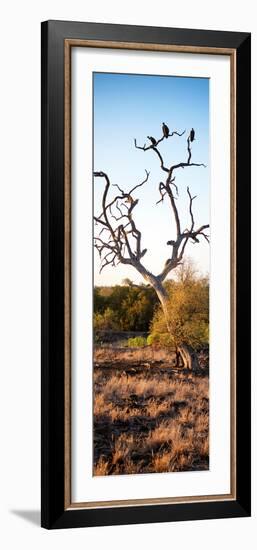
[94,125,209,284]
[94,170,150,273]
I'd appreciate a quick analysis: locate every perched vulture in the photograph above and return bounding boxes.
[190,128,195,142]
[147,135,157,146]
[162,122,169,138]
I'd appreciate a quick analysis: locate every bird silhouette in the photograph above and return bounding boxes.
[190,128,195,142]
[162,122,169,138]
[147,136,157,146]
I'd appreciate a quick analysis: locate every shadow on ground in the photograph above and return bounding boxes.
[11,510,40,526]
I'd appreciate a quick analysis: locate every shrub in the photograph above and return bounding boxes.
[149,277,209,350]
[93,307,119,331]
[147,333,173,348]
[127,336,147,348]
[94,284,158,332]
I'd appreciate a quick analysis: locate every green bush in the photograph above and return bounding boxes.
[127,336,147,348]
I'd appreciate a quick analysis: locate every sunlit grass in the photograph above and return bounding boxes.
[94,366,209,475]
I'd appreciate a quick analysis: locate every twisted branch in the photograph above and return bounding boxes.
[94,125,209,285]
[94,170,150,273]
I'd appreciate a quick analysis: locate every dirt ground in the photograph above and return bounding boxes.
[93,358,209,476]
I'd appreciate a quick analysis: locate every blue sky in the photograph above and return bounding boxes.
[93,72,209,286]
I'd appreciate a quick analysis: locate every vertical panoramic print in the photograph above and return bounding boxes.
[93,72,210,476]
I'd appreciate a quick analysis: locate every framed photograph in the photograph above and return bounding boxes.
[41,20,251,529]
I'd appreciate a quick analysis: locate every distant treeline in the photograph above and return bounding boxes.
[94,266,209,350]
[94,282,158,332]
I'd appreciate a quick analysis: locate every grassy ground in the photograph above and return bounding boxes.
[93,363,209,476]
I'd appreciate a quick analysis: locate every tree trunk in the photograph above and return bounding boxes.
[177,342,199,372]
[144,274,199,371]
[175,347,181,368]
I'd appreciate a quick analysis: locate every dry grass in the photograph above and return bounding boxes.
[94,365,209,476]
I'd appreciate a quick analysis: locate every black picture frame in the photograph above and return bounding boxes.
[41,20,251,529]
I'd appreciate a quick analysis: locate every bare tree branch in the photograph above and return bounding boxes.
[134,139,170,173]
[169,136,206,176]
[94,170,151,273]
[94,126,209,285]
[159,183,209,281]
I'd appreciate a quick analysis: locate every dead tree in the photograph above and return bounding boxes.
[94,126,209,370]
